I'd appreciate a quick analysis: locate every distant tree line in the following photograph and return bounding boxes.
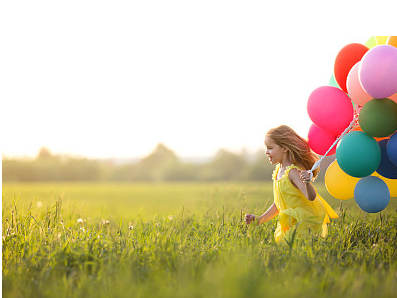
[2,144,333,182]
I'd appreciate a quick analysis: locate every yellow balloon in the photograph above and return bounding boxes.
[325,160,360,200]
[375,36,388,45]
[387,36,397,48]
[374,173,397,197]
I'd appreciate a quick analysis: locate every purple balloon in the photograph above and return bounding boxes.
[359,45,397,99]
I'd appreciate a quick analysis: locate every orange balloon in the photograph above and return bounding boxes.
[387,36,397,48]
[389,92,397,104]
[352,121,389,141]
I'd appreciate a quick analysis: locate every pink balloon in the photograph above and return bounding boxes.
[308,124,337,156]
[347,62,373,106]
[359,45,397,99]
[307,86,354,136]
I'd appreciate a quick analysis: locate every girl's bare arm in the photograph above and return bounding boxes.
[289,168,317,201]
[245,203,279,225]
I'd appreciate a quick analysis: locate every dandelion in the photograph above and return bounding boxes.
[36,201,43,208]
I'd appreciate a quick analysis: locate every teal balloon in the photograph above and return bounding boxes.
[359,98,397,137]
[336,131,381,177]
[354,176,390,213]
[329,74,340,89]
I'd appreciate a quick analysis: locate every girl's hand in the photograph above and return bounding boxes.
[298,170,312,184]
[244,214,256,224]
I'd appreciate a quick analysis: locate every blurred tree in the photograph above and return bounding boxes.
[62,158,101,181]
[37,147,53,160]
[244,150,274,181]
[163,163,199,181]
[134,143,179,181]
[200,149,247,180]
[2,144,329,182]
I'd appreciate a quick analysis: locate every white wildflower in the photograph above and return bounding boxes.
[77,218,83,224]
[129,226,134,230]
[36,201,43,208]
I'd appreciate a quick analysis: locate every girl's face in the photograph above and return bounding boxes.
[265,136,287,164]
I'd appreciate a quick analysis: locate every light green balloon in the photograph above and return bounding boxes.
[365,36,377,49]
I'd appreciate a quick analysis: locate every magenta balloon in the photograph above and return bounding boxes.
[359,45,397,99]
[347,62,373,106]
[308,123,337,156]
[307,86,354,136]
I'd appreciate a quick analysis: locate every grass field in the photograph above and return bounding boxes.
[2,182,397,298]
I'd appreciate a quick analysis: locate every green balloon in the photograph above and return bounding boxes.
[359,98,397,137]
[336,131,381,178]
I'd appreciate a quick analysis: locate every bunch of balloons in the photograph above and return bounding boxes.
[307,36,397,213]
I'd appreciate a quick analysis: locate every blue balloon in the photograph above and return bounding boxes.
[377,139,397,179]
[387,132,397,166]
[354,176,390,213]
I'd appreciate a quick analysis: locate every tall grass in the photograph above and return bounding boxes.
[2,182,397,298]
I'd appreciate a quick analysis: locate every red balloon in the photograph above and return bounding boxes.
[334,43,369,93]
[308,123,337,156]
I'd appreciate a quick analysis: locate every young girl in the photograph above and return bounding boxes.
[245,125,338,243]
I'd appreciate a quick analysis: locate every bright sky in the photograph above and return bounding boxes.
[0,1,392,159]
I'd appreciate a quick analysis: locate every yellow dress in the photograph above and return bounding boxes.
[272,164,338,243]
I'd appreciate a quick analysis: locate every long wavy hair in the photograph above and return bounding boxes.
[266,125,320,179]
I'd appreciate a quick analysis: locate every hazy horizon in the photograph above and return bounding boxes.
[2,142,263,162]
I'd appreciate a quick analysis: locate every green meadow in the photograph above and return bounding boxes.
[2,182,397,298]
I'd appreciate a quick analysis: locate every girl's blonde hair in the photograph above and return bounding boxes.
[266,125,320,179]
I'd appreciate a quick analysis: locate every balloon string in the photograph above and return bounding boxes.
[308,114,358,180]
